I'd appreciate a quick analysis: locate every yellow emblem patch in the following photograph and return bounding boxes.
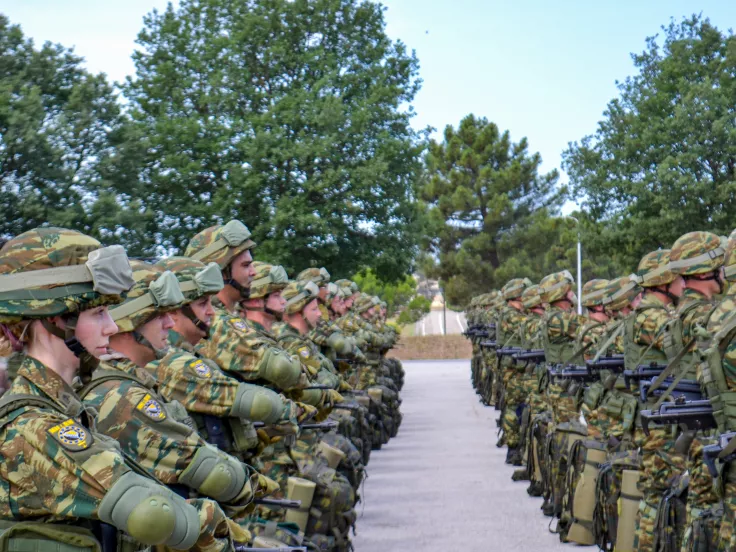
[188,358,212,378]
[228,317,248,332]
[298,347,310,359]
[136,394,167,422]
[48,419,92,451]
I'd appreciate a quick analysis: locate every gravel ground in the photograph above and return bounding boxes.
[352,359,576,552]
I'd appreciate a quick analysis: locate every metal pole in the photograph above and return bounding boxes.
[577,239,583,315]
[441,286,447,335]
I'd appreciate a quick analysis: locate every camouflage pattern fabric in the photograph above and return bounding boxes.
[0,355,131,521]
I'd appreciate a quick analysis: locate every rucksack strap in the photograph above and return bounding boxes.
[77,370,153,400]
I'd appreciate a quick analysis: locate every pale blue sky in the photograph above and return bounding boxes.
[3,1,735,185]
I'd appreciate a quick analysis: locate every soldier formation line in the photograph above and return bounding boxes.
[0,221,403,552]
[464,230,736,552]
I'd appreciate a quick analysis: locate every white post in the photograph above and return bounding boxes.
[577,239,583,315]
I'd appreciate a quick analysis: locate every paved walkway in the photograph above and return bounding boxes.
[353,359,571,552]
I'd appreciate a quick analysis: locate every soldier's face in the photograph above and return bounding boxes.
[190,296,216,326]
[266,291,286,314]
[331,296,346,315]
[669,275,685,298]
[303,299,322,327]
[230,250,256,288]
[318,286,328,302]
[139,313,175,350]
[75,307,118,357]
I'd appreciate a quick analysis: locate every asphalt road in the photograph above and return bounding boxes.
[352,359,571,552]
[414,309,467,336]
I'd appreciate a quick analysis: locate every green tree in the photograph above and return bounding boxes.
[564,15,736,270]
[397,295,431,325]
[122,0,425,279]
[420,114,566,305]
[0,16,135,241]
[352,268,417,317]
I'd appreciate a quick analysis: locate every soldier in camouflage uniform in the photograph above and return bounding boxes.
[495,278,533,464]
[537,270,584,518]
[477,291,502,405]
[0,228,214,552]
[634,232,725,552]
[81,260,277,551]
[701,229,736,550]
[184,222,356,551]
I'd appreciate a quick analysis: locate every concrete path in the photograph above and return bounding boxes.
[353,359,570,552]
[414,309,467,336]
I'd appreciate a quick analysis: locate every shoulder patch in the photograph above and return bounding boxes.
[298,346,311,359]
[187,358,212,379]
[48,419,92,451]
[136,393,167,422]
[228,317,248,332]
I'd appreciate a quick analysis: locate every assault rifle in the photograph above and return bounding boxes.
[623,362,668,388]
[479,340,497,349]
[585,354,625,372]
[254,498,302,510]
[496,347,523,358]
[638,378,704,403]
[512,349,546,362]
[558,366,598,382]
[639,400,715,435]
[235,546,306,552]
[251,420,340,431]
[703,432,736,477]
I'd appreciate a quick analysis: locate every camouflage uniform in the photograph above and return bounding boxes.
[0,228,207,551]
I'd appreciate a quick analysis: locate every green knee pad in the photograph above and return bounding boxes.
[232,382,285,424]
[98,471,199,548]
[259,348,302,390]
[179,444,249,503]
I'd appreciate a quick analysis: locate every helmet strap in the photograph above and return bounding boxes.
[132,330,168,360]
[41,316,99,384]
[181,304,211,337]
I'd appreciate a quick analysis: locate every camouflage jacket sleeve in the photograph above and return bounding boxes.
[547,310,581,343]
[196,310,273,381]
[0,361,131,521]
[149,350,240,418]
[82,376,204,485]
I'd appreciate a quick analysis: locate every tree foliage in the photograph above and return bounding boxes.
[118,0,425,279]
[352,268,417,317]
[397,295,431,325]
[419,115,568,305]
[0,16,130,240]
[564,15,736,270]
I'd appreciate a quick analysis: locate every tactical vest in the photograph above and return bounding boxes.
[700,316,736,433]
[0,394,145,552]
[541,310,577,365]
[662,300,712,378]
[495,308,523,347]
[623,305,670,373]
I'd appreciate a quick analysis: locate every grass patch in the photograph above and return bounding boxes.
[389,334,471,360]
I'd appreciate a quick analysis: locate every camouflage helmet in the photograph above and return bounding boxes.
[501,278,533,300]
[601,276,642,312]
[335,278,357,297]
[249,261,289,299]
[581,279,609,308]
[325,282,341,303]
[669,231,725,276]
[109,261,185,333]
[539,270,575,304]
[156,257,223,304]
[632,249,675,287]
[184,220,256,270]
[0,227,134,323]
[296,267,331,286]
[521,285,542,310]
[723,229,736,282]
[353,293,377,313]
[281,280,320,314]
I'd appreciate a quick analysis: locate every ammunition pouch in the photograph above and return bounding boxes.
[98,472,199,548]
[178,445,249,503]
[259,348,303,390]
[232,382,285,424]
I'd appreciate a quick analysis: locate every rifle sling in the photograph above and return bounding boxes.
[648,337,696,401]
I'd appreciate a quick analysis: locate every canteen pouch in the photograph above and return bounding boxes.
[616,469,643,552]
